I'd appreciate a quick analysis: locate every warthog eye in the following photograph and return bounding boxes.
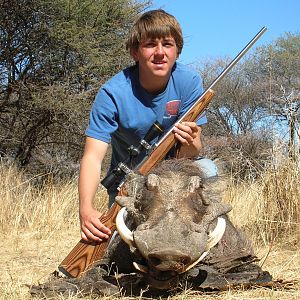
[133,188,159,220]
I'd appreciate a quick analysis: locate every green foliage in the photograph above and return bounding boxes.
[247,32,300,99]
[0,0,149,175]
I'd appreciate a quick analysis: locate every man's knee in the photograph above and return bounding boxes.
[193,157,218,178]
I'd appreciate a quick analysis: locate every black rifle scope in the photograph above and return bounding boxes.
[101,121,164,190]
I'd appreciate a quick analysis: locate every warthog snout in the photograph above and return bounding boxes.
[148,250,191,272]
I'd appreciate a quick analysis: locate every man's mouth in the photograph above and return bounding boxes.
[152,61,166,65]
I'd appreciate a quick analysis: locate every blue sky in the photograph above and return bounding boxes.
[151,0,300,64]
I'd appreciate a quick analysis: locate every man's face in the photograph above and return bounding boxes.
[131,36,178,82]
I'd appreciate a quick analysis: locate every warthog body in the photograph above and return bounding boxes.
[31,159,271,297]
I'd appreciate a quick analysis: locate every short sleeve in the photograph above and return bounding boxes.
[85,88,119,143]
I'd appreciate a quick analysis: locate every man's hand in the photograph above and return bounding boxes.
[173,121,202,158]
[173,121,199,145]
[80,206,111,242]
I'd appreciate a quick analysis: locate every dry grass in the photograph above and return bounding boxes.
[0,157,299,300]
[0,164,108,235]
[225,157,300,246]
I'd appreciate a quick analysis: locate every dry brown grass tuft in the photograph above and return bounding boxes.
[0,163,108,236]
[225,157,300,246]
[0,157,299,299]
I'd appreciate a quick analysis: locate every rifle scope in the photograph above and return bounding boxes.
[101,121,164,190]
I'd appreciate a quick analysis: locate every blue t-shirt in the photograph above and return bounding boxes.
[86,62,206,173]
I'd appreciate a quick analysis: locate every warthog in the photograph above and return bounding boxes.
[31,159,272,297]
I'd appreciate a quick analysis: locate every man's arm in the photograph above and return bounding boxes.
[173,121,203,158]
[79,137,111,242]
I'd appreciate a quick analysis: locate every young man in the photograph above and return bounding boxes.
[79,9,211,243]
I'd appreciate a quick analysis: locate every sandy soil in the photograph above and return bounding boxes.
[0,230,299,300]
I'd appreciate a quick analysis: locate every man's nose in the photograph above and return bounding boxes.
[154,43,164,55]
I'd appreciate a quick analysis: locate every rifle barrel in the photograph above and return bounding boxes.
[156,26,267,147]
[207,26,267,91]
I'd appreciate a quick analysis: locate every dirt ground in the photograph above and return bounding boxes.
[0,230,299,300]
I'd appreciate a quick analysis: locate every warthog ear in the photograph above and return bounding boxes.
[115,196,136,211]
[146,173,160,191]
[123,172,145,197]
[203,175,228,201]
[188,176,202,193]
[188,176,210,205]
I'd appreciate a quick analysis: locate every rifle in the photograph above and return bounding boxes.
[58,26,267,278]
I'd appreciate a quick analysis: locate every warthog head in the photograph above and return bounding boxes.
[115,159,232,289]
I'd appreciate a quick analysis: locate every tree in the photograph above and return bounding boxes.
[196,32,300,179]
[196,57,266,137]
[0,0,149,175]
[248,32,300,158]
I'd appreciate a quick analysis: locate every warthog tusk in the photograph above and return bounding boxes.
[116,207,135,248]
[206,217,226,250]
[117,208,226,275]
[181,251,209,273]
[133,261,149,273]
[182,217,226,273]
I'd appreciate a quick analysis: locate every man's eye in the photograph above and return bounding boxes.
[164,41,175,47]
[144,42,156,47]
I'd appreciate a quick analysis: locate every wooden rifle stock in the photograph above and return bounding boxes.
[58,26,267,278]
[59,202,121,277]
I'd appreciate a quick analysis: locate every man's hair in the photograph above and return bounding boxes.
[126,9,183,54]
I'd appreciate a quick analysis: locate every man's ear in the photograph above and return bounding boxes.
[130,48,139,62]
